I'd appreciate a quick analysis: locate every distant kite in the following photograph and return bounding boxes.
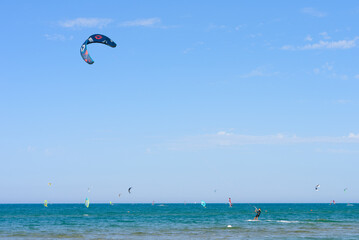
[344,188,348,192]
[80,34,117,64]
[128,187,132,194]
[315,184,320,191]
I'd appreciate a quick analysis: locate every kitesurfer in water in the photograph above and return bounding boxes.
[253,208,261,220]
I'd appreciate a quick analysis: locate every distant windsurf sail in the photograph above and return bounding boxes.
[201,201,206,208]
[85,197,90,208]
[44,200,48,207]
[229,198,232,207]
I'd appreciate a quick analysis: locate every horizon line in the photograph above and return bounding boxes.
[0,202,356,204]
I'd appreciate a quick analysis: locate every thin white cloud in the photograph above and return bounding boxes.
[119,18,161,27]
[336,99,351,104]
[319,32,331,40]
[302,38,358,49]
[44,34,65,41]
[248,33,262,38]
[44,34,73,41]
[313,68,320,74]
[348,133,359,139]
[305,35,313,41]
[208,24,228,31]
[208,23,250,32]
[240,67,278,78]
[217,131,233,136]
[282,37,359,50]
[322,62,333,71]
[313,62,333,75]
[59,18,113,28]
[313,62,348,80]
[235,24,246,31]
[183,41,206,54]
[331,73,348,80]
[354,74,359,79]
[27,145,36,152]
[281,45,295,50]
[183,48,193,54]
[165,132,359,151]
[241,68,265,78]
[301,7,326,17]
[24,145,61,156]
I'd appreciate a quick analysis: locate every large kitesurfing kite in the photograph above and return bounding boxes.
[80,34,117,64]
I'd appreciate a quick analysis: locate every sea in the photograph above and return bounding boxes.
[0,203,358,239]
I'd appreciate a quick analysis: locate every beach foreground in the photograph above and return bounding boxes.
[0,203,358,239]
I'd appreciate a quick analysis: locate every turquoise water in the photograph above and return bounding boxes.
[0,203,358,239]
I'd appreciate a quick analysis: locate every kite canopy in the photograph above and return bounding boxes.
[80,34,117,64]
[315,184,320,191]
[128,187,132,194]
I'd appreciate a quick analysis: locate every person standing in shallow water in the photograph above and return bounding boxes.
[253,208,261,220]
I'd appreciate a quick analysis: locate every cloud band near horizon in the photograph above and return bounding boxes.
[165,132,359,150]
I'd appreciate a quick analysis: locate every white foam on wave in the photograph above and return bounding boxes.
[248,219,299,223]
[265,220,300,223]
[277,220,299,223]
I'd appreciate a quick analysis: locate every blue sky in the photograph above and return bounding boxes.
[1,1,359,203]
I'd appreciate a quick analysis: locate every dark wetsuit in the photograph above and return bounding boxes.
[255,209,261,218]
